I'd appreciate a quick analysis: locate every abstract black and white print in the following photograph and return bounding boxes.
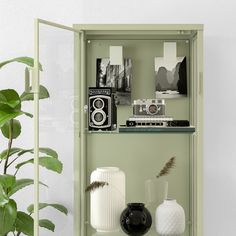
[155,56,187,98]
[96,58,132,105]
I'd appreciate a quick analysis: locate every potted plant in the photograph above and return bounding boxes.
[0,57,68,236]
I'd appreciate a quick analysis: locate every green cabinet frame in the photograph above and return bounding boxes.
[33,21,203,236]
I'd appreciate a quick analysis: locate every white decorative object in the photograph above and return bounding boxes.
[145,178,167,229]
[109,46,123,65]
[155,199,185,236]
[90,167,126,232]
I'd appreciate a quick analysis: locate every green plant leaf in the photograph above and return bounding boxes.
[39,219,55,232]
[16,149,32,157]
[0,184,9,207]
[0,147,23,160]
[0,57,42,71]
[20,85,50,101]
[0,200,17,235]
[27,203,68,215]
[1,119,21,139]
[0,89,21,109]
[0,175,16,189]
[22,111,33,118]
[0,104,23,128]
[15,148,32,157]
[16,156,63,173]
[8,179,47,197]
[18,147,58,159]
[0,104,32,128]
[0,147,57,161]
[0,92,5,102]
[38,148,58,159]
[15,211,33,236]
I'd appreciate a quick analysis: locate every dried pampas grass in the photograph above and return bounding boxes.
[85,181,109,192]
[156,157,176,178]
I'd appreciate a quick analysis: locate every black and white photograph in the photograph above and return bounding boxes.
[155,56,187,98]
[96,58,132,105]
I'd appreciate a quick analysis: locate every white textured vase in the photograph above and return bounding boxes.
[155,199,185,236]
[90,167,126,232]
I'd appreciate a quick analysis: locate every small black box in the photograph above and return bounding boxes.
[168,120,190,127]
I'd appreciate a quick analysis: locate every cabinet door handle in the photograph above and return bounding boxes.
[198,72,203,94]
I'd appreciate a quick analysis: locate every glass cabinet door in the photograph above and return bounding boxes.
[33,19,80,236]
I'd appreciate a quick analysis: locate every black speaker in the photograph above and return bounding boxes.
[88,87,117,131]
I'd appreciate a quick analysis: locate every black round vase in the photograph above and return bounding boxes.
[120,203,152,235]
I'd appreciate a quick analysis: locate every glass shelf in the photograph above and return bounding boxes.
[86,126,195,134]
[86,129,119,134]
[119,126,195,133]
[88,229,158,236]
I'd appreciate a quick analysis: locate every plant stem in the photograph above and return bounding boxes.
[14,168,19,176]
[7,156,19,168]
[3,119,13,174]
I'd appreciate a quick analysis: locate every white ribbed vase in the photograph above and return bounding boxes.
[155,199,185,236]
[90,167,126,232]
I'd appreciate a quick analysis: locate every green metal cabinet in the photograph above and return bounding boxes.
[33,20,203,236]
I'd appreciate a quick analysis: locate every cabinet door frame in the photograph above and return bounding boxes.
[33,18,81,236]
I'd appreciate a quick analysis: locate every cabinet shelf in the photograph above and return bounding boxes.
[119,126,195,133]
[86,126,195,134]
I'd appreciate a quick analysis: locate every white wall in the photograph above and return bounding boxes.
[1,0,236,235]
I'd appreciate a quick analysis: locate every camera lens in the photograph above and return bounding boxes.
[148,104,158,114]
[94,98,104,109]
[94,112,104,122]
[91,110,106,126]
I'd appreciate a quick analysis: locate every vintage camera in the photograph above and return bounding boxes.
[133,99,165,116]
[88,87,117,131]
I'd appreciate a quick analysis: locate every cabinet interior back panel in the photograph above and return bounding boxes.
[86,39,190,122]
[85,39,191,236]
